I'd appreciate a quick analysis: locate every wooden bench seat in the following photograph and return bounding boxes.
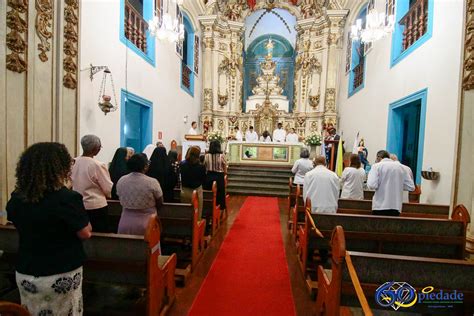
[0,215,176,316]
[298,202,470,294]
[315,226,474,315]
[287,177,297,230]
[158,192,205,284]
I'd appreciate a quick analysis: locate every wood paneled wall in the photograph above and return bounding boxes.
[0,0,80,217]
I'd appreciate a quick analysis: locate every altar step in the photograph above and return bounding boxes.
[227,165,292,197]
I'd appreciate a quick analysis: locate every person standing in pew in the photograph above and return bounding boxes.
[367,150,415,216]
[340,154,366,200]
[291,147,313,186]
[117,154,163,235]
[180,146,206,218]
[108,147,130,200]
[303,155,340,214]
[203,140,227,211]
[390,154,414,203]
[6,142,92,316]
[147,147,175,202]
[168,150,181,189]
[71,135,113,232]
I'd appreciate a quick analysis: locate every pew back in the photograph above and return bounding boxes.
[309,210,468,259]
[338,199,449,218]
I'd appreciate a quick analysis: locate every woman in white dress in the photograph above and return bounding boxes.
[340,154,366,200]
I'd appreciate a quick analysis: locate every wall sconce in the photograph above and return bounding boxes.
[183,115,188,124]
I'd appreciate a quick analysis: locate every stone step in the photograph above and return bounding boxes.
[227,188,288,197]
[228,166,292,174]
[227,176,289,184]
[227,182,289,192]
[227,170,292,178]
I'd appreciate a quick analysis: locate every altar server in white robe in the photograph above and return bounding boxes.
[188,121,198,135]
[234,126,243,141]
[340,154,366,200]
[367,150,415,216]
[286,128,299,143]
[260,130,272,142]
[273,123,286,142]
[245,126,259,142]
[303,156,340,214]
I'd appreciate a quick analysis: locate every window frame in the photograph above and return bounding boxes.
[390,0,433,68]
[120,0,156,66]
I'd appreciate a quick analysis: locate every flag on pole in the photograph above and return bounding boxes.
[335,137,344,177]
[352,131,360,153]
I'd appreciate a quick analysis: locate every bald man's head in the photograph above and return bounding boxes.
[314,155,327,167]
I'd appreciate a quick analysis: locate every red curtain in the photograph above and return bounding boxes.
[247,0,256,10]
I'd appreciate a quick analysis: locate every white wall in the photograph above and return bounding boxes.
[79,0,202,163]
[337,0,464,205]
[244,8,297,49]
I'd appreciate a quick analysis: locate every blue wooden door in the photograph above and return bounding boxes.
[123,100,151,153]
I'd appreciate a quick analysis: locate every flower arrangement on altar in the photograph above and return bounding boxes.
[207,131,224,144]
[304,132,322,146]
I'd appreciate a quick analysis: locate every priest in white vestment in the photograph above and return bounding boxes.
[188,121,198,135]
[286,128,299,143]
[234,126,243,141]
[303,156,340,213]
[245,126,259,142]
[272,123,286,142]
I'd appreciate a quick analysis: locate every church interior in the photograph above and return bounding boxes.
[1,0,474,315]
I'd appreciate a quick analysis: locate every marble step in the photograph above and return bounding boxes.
[227,170,292,178]
[227,182,289,192]
[227,188,288,197]
[228,176,289,184]
[228,166,292,174]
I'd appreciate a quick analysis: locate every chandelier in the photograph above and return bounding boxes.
[148,0,185,43]
[351,3,395,43]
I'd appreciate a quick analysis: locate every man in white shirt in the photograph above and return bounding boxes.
[286,128,299,143]
[234,126,243,141]
[390,154,414,203]
[188,121,198,135]
[367,150,415,216]
[245,126,258,142]
[303,156,340,214]
[273,123,286,142]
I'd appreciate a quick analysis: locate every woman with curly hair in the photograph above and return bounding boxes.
[6,142,92,316]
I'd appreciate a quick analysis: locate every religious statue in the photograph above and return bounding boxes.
[300,0,316,19]
[227,1,243,21]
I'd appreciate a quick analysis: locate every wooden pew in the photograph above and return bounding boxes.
[363,185,422,203]
[172,185,220,239]
[202,181,221,237]
[287,177,297,230]
[0,215,177,316]
[158,191,205,284]
[107,199,122,232]
[298,201,470,294]
[338,198,449,219]
[291,185,305,237]
[315,226,474,315]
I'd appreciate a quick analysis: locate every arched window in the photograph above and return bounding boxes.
[180,12,194,97]
[348,5,368,97]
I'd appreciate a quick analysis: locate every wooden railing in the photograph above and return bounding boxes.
[353,59,364,90]
[399,0,428,51]
[124,1,148,54]
[182,63,192,90]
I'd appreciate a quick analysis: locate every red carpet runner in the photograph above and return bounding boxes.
[188,197,296,316]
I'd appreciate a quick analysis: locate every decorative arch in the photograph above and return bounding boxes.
[243,34,295,112]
